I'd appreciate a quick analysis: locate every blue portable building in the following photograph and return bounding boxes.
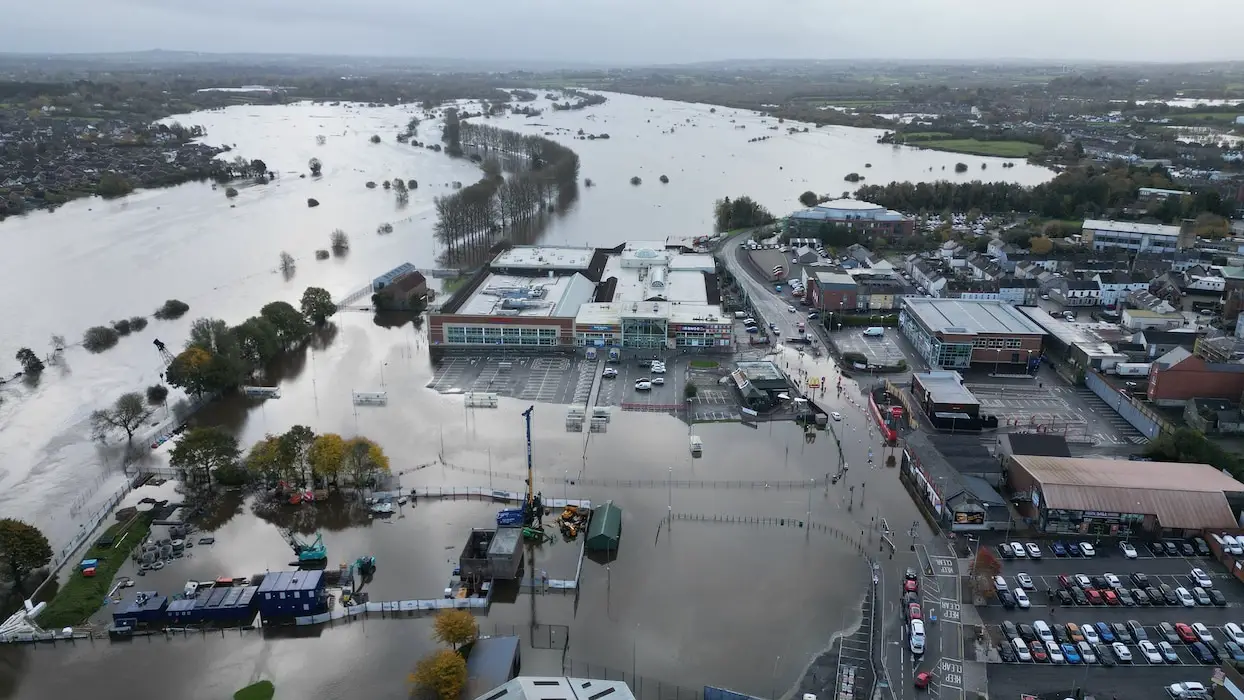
[166,598,198,624]
[202,588,230,621]
[256,570,327,623]
[111,591,169,628]
[232,586,259,620]
[220,587,243,609]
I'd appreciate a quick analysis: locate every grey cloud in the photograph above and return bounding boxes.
[3,0,1242,64]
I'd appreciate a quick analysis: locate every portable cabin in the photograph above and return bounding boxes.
[220,587,243,610]
[485,527,524,580]
[230,585,260,623]
[585,501,622,552]
[202,587,230,621]
[256,570,327,624]
[111,591,169,629]
[459,529,497,580]
[166,598,199,625]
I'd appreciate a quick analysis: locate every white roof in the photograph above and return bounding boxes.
[491,246,595,270]
[575,302,729,327]
[1083,219,1182,237]
[816,198,885,211]
[459,273,595,318]
[604,254,709,304]
[473,677,635,700]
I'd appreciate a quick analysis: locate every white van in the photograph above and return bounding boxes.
[1011,637,1031,662]
[909,619,925,655]
[862,327,885,337]
[1224,534,1243,556]
[1034,620,1054,643]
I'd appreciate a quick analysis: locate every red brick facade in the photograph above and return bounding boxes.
[1148,354,1244,403]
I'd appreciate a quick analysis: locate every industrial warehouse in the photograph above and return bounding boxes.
[429,242,733,356]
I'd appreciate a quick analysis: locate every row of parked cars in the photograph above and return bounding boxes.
[997,537,1216,560]
[998,619,1244,666]
[995,569,1225,608]
[903,569,927,656]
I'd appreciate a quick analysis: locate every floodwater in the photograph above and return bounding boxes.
[0,90,1040,698]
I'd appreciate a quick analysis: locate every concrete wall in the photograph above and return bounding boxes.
[1085,370,1167,439]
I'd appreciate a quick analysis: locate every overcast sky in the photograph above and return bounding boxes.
[4,0,1243,65]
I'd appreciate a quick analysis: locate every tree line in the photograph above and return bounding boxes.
[713,196,776,232]
[434,114,581,265]
[852,164,1234,223]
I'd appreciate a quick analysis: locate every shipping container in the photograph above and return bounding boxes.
[111,591,169,628]
[202,588,230,620]
[166,598,198,624]
[257,570,327,622]
[220,587,243,609]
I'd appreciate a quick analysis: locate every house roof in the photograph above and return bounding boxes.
[1009,455,1244,529]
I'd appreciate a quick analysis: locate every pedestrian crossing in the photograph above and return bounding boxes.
[1074,388,1149,444]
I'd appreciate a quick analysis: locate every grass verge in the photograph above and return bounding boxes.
[38,514,153,628]
[689,360,720,369]
[235,681,276,700]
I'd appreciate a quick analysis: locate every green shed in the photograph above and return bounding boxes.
[585,501,622,552]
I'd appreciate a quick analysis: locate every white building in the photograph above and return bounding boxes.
[1093,271,1151,308]
[1082,219,1193,254]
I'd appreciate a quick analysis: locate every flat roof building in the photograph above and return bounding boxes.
[1006,455,1244,535]
[786,198,915,238]
[473,677,635,700]
[900,298,1046,371]
[1082,219,1194,254]
[911,371,981,421]
[430,243,731,354]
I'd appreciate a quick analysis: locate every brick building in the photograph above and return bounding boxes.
[899,297,1046,371]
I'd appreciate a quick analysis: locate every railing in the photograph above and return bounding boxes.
[425,461,824,490]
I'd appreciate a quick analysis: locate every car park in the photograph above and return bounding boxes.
[1112,642,1132,663]
[1077,640,1097,664]
[1120,542,1138,559]
[1159,641,1179,663]
[1191,568,1212,588]
[1061,642,1081,664]
[1140,640,1163,663]
[1025,543,1042,559]
[1046,641,1065,664]
[1095,643,1116,667]
[1016,573,1034,590]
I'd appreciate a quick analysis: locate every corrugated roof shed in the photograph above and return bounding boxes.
[465,636,521,700]
[1011,455,1244,529]
[586,501,622,552]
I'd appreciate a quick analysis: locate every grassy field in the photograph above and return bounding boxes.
[235,681,276,700]
[38,514,153,628]
[899,132,954,141]
[910,139,1044,158]
[1169,111,1242,126]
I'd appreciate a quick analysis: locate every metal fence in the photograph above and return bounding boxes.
[491,623,570,650]
[32,481,132,599]
[561,659,703,700]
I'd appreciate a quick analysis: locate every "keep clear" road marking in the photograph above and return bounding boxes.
[940,601,961,622]
[938,659,963,686]
[930,556,957,576]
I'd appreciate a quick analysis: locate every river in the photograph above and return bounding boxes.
[0,90,1050,698]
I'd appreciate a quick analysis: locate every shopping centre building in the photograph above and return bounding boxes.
[429,242,733,355]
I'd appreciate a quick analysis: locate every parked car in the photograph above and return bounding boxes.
[1085,588,1103,605]
[1104,573,1122,589]
[1014,588,1030,609]
[1053,624,1070,644]
[1146,586,1164,606]
[1034,621,1054,643]
[1112,622,1131,642]
[1176,587,1195,607]
[1055,589,1073,605]
[1052,541,1068,557]
[1025,543,1043,559]
[1159,622,1180,643]
[1117,589,1136,606]
[1010,542,1027,558]
[998,590,1016,609]
[1079,542,1096,557]
[1191,568,1213,588]
[1128,620,1149,641]
[1162,541,1180,556]
[1016,573,1034,590]
[1002,621,1020,640]
[1131,588,1150,606]
[1227,623,1244,646]
[1070,587,1087,605]
[1029,640,1048,662]
[1077,640,1097,664]
[1046,641,1065,664]
[1192,623,1214,643]
[1180,542,1195,556]
[1095,643,1116,667]
[1112,642,1133,663]
[1159,640,1179,663]
[1161,584,1179,605]
[1192,587,1211,606]
[1019,624,1036,642]
[1131,572,1150,587]
[1209,589,1226,606]
[1094,622,1115,642]
[1168,682,1208,698]
[1190,642,1215,664]
[1074,574,1092,588]
[998,544,1014,560]
[1193,538,1211,556]
[1103,589,1119,606]
[1120,542,1138,559]
[993,576,1009,591]
[1176,623,1198,643]
[1140,640,1163,664]
[1066,623,1085,643]
[998,642,1017,663]
[1081,623,1100,644]
[1225,641,1244,662]
[1061,642,1081,664]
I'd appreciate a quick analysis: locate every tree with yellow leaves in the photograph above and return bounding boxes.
[432,609,477,650]
[244,434,284,484]
[344,436,390,492]
[308,433,347,488]
[1028,235,1054,255]
[409,649,467,700]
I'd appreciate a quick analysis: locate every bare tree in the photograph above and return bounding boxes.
[279,251,296,273]
[90,392,154,443]
[330,229,350,255]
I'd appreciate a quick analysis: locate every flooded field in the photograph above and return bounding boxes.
[0,89,1019,698]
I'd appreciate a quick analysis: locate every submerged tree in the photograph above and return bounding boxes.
[330,229,349,255]
[279,251,296,274]
[15,348,43,375]
[169,426,241,487]
[300,287,337,325]
[0,519,52,591]
[308,157,322,176]
[90,392,153,443]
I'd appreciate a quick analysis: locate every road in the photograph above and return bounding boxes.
[719,233,971,700]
